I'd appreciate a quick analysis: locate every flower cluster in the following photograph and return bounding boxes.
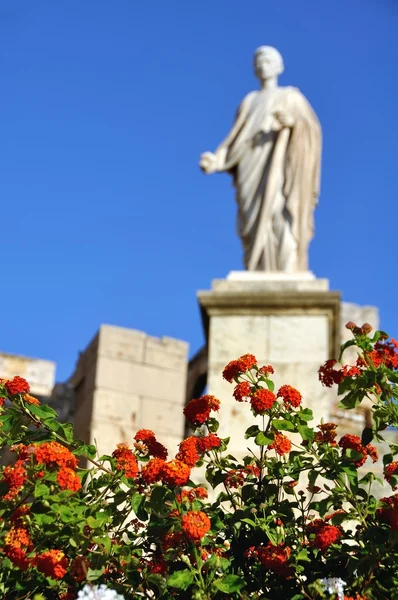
[339,434,378,468]
[112,443,139,479]
[181,510,211,541]
[307,519,342,552]
[134,429,168,460]
[222,353,257,382]
[256,542,292,577]
[183,394,220,426]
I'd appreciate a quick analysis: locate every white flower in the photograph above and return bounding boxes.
[77,584,126,600]
[320,577,347,600]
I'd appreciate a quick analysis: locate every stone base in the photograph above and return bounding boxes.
[197,274,341,457]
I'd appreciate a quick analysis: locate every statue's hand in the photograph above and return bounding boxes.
[199,151,218,174]
[274,110,295,129]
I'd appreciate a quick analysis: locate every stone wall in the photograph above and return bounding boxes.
[70,325,189,457]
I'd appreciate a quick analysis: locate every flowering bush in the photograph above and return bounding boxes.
[1,324,398,599]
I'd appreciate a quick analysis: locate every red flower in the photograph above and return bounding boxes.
[196,433,222,453]
[56,467,81,492]
[378,494,398,530]
[178,487,208,503]
[259,365,274,376]
[182,510,211,541]
[147,439,168,460]
[314,422,338,446]
[257,542,291,576]
[112,444,139,479]
[141,458,165,485]
[176,437,200,467]
[148,557,167,574]
[307,519,342,552]
[250,389,276,414]
[366,339,398,370]
[222,354,257,382]
[233,381,252,402]
[161,459,191,487]
[4,545,30,570]
[225,469,246,488]
[277,385,302,408]
[162,531,185,551]
[318,359,343,387]
[35,549,68,579]
[135,429,156,443]
[35,441,77,469]
[268,433,291,456]
[385,461,398,489]
[2,460,27,501]
[4,376,30,396]
[339,434,368,468]
[184,395,220,426]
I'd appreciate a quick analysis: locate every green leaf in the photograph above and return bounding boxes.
[87,513,109,528]
[298,408,313,422]
[167,569,194,590]
[339,338,357,361]
[150,485,172,515]
[245,425,260,439]
[255,431,274,446]
[214,574,245,593]
[87,567,105,581]
[266,379,275,392]
[338,390,363,410]
[27,403,58,420]
[34,481,50,498]
[272,419,296,432]
[298,424,314,442]
[361,427,373,445]
[296,548,311,562]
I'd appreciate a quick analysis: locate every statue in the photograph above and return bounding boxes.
[200,46,321,273]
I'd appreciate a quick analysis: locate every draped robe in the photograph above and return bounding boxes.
[213,86,321,272]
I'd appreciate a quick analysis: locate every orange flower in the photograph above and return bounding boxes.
[112,444,139,479]
[385,461,398,489]
[4,376,30,396]
[5,526,32,549]
[141,457,165,485]
[4,546,30,570]
[35,441,77,469]
[177,487,208,503]
[182,510,211,541]
[35,549,68,579]
[196,433,222,453]
[222,354,257,382]
[176,437,200,467]
[233,381,252,402]
[183,395,220,426]
[2,460,27,501]
[339,434,368,468]
[161,459,191,487]
[257,542,291,577]
[250,389,276,414]
[268,433,291,456]
[135,429,156,443]
[57,467,82,492]
[277,385,302,408]
[314,422,338,446]
[307,519,342,552]
[23,394,40,406]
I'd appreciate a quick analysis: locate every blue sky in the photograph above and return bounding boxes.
[1,1,397,381]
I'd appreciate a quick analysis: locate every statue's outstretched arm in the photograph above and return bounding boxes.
[200,93,252,175]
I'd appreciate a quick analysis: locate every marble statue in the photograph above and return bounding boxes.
[200,46,321,272]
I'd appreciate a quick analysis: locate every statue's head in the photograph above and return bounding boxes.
[254,46,284,81]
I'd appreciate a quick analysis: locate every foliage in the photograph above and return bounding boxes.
[1,324,398,599]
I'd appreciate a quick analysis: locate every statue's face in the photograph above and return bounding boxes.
[254,49,283,81]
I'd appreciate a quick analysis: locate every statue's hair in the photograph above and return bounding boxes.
[254,46,284,74]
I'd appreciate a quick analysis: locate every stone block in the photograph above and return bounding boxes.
[268,315,329,363]
[144,336,188,371]
[95,355,186,402]
[209,315,270,365]
[98,325,146,363]
[140,396,185,437]
[92,389,140,426]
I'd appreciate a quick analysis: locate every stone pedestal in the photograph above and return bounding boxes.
[197,272,341,456]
